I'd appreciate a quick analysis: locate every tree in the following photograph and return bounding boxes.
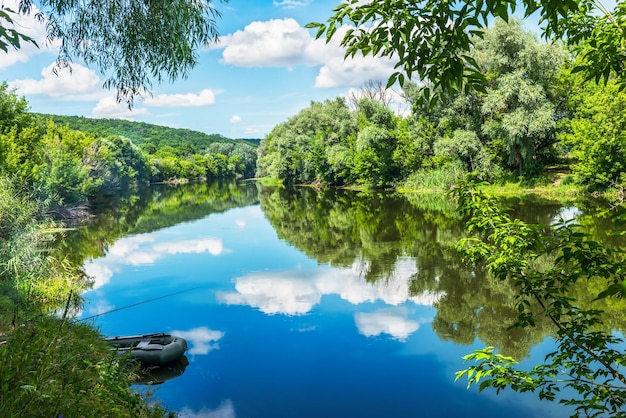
[433,129,491,175]
[309,0,626,105]
[256,98,357,185]
[347,79,393,110]
[560,79,626,191]
[7,0,226,104]
[83,135,149,195]
[476,19,567,174]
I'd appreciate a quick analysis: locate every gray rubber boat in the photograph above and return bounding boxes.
[105,333,188,366]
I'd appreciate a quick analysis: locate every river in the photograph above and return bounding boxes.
[63,181,625,417]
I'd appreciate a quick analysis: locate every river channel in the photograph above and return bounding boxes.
[62,181,626,417]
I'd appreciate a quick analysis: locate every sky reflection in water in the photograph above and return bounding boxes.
[80,204,567,418]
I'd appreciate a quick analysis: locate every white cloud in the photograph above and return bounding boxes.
[314,54,396,88]
[143,89,216,107]
[229,115,241,124]
[0,1,57,69]
[92,89,215,118]
[171,327,225,356]
[219,18,397,89]
[9,62,105,100]
[219,257,443,315]
[222,18,321,67]
[354,308,420,341]
[92,96,149,119]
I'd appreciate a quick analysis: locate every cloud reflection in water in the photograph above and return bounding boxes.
[354,308,421,341]
[171,326,225,356]
[178,399,236,418]
[219,257,443,315]
[84,235,224,290]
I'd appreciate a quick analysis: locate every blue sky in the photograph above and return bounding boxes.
[0,0,400,139]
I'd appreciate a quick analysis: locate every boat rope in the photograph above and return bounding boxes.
[73,287,198,323]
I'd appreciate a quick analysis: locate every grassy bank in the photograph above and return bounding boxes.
[0,175,169,417]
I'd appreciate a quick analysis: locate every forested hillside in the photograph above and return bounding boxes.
[39,114,260,153]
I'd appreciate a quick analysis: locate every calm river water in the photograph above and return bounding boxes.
[67,181,624,418]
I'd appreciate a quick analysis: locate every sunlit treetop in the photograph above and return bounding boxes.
[1,0,227,106]
[308,0,626,106]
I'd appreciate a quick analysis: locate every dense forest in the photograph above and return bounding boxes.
[0,84,258,206]
[257,19,626,194]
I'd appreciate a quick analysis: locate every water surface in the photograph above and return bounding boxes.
[73,183,619,417]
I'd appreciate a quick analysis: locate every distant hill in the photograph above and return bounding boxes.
[36,114,261,153]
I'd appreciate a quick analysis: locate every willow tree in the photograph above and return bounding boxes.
[3,0,226,104]
[475,19,567,175]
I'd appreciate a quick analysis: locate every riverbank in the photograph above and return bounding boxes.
[0,175,170,417]
[258,171,611,205]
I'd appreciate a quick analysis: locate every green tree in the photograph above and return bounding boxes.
[391,116,435,178]
[0,83,42,180]
[36,122,91,203]
[560,79,626,191]
[433,129,491,175]
[206,142,257,178]
[257,98,357,185]
[83,135,149,196]
[476,20,567,174]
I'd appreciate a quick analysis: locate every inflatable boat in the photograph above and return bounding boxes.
[105,333,188,366]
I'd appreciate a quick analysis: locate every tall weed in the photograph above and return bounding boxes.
[402,160,467,192]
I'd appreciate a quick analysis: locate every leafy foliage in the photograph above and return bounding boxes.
[0,5,36,52]
[560,78,626,191]
[453,183,626,417]
[309,0,626,106]
[257,97,360,185]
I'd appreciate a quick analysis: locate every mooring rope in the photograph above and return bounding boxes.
[74,287,198,323]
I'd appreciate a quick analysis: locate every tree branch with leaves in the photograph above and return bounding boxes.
[309,0,626,106]
[3,0,227,105]
[453,182,626,416]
